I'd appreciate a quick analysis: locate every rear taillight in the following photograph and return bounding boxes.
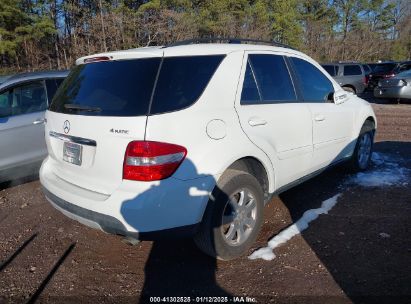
[363,76,369,85]
[123,141,187,181]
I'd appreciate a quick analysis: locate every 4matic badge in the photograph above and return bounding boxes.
[110,128,129,135]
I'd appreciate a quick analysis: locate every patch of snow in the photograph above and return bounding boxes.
[249,194,342,261]
[250,152,409,261]
[349,152,410,187]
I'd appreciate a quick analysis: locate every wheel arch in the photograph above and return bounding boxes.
[342,84,357,93]
[225,156,272,204]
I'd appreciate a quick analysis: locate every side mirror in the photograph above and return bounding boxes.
[328,90,348,105]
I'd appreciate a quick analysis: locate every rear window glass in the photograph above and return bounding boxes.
[50,58,161,116]
[322,65,337,76]
[50,55,224,116]
[150,55,225,114]
[343,65,362,76]
[373,63,396,73]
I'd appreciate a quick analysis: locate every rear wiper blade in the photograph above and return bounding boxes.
[64,104,101,112]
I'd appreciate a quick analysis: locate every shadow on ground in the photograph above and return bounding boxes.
[275,141,411,303]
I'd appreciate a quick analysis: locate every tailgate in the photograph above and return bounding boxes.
[44,55,162,195]
[45,111,146,195]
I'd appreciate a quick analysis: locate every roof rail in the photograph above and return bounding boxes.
[163,38,295,50]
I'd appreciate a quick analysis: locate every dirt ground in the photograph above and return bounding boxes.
[0,95,410,304]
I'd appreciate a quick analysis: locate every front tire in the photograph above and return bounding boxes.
[194,169,264,260]
[349,123,374,172]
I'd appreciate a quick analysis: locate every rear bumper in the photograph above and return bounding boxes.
[373,86,411,99]
[40,157,216,239]
[43,187,199,240]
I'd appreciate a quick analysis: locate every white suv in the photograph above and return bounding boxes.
[40,40,376,260]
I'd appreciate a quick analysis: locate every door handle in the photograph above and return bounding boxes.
[248,119,267,127]
[314,115,325,122]
[33,119,45,125]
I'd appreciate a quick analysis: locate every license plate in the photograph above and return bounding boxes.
[63,142,82,166]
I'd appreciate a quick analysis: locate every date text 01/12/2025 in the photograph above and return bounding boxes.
[149,296,257,303]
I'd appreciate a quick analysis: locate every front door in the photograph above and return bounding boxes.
[289,57,355,171]
[0,81,48,174]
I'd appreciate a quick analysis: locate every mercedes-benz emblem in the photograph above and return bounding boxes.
[63,120,70,134]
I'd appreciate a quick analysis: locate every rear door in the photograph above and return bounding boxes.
[46,57,161,194]
[0,81,48,172]
[289,57,355,171]
[235,52,313,188]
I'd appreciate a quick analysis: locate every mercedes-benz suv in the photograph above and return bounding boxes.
[40,39,377,260]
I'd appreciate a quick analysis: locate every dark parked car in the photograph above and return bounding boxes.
[321,62,368,94]
[0,70,68,182]
[368,61,411,89]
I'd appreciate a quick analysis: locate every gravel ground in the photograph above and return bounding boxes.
[0,96,410,304]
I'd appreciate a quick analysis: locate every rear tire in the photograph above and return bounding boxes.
[349,123,375,172]
[194,169,264,260]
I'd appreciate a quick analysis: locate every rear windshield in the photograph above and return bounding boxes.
[50,55,224,116]
[373,63,396,73]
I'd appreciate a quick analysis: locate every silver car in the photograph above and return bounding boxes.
[374,69,411,102]
[0,70,68,182]
[321,62,368,94]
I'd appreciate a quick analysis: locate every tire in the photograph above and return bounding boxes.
[194,169,264,260]
[342,86,356,94]
[349,122,375,172]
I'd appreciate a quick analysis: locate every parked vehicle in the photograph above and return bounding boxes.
[0,70,68,183]
[367,63,379,72]
[40,39,376,260]
[368,61,411,90]
[321,62,368,94]
[374,69,411,102]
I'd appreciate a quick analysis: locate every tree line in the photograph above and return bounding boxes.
[1,0,410,74]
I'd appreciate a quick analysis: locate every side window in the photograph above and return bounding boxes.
[241,54,296,104]
[343,65,362,76]
[150,55,224,114]
[0,81,47,118]
[291,57,334,102]
[0,89,12,118]
[240,61,260,104]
